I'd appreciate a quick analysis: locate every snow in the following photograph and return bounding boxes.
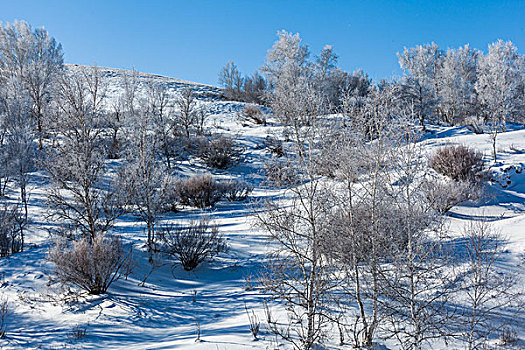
[1,67,524,349]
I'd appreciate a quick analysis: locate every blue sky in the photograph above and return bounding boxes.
[1,0,524,85]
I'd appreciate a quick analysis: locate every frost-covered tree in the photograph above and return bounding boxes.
[459,220,524,350]
[0,20,63,148]
[475,40,524,161]
[147,81,177,168]
[398,42,444,128]
[263,30,315,125]
[315,45,338,82]
[257,84,337,350]
[476,40,524,128]
[317,84,412,347]
[437,44,479,125]
[47,66,125,241]
[121,92,173,260]
[106,69,139,159]
[379,126,458,350]
[1,76,35,220]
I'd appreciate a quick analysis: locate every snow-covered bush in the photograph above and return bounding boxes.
[160,218,227,271]
[222,179,253,202]
[430,145,484,181]
[48,234,131,295]
[196,135,242,169]
[175,174,225,208]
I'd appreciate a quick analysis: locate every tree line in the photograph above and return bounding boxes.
[249,31,524,349]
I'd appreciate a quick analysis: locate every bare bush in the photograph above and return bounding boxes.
[499,326,518,346]
[0,297,7,338]
[175,174,225,208]
[424,179,481,214]
[69,325,87,340]
[0,203,25,257]
[159,218,227,271]
[430,145,484,181]
[245,304,261,340]
[242,105,266,125]
[222,179,253,201]
[460,220,524,350]
[263,160,299,187]
[48,234,131,295]
[262,136,284,157]
[196,135,242,169]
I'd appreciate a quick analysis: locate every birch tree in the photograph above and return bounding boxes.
[475,40,524,161]
[47,66,124,241]
[0,20,63,149]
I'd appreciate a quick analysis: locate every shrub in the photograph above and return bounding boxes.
[263,160,299,187]
[242,105,266,125]
[424,180,480,214]
[48,234,131,295]
[196,135,242,169]
[161,180,180,213]
[222,180,253,202]
[0,205,24,258]
[0,297,7,338]
[69,325,87,340]
[499,326,517,346]
[245,304,260,340]
[430,145,484,181]
[262,136,284,157]
[175,174,225,208]
[160,218,227,271]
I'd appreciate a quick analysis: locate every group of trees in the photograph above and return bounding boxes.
[221,33,524,152]
[398,41,525,132]
[0,21,241,294]
[255,32,524,350]
[218,30,371,113]
[0,20,61,257]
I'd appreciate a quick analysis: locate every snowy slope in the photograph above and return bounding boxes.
[0,68,524,349]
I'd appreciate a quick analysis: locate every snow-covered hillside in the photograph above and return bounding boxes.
[0,67,524,350]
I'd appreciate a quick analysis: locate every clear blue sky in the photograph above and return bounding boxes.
[1,0,524,85]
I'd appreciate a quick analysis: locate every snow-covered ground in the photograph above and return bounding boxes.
[0,67,524,349]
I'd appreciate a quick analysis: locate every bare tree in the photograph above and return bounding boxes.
[175,87,199,140]
[319,84,403,348]
[147,82,177,168]
[256,86,337,350]
[47,65,125,241]
[0,201,25,257]
[0,296,8,338]
[379,125,458,350]
[121,94,173,260]
[218,61,242,100]
[459,220,524,350]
